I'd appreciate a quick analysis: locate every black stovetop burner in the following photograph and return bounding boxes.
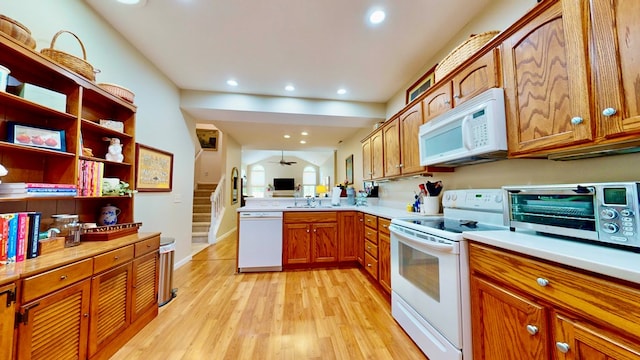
[402,218,504,234]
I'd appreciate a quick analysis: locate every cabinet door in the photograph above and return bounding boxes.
[370,130,384,179]
[362,139,372,180]
[283,223,311,264]
[554,313,640,360]
[378,233,391,294]
[338,212,358,262]
[383,118,401,177]
[0,282,16,360]
[131,251,159,324]
[452,49,498,107]
[399,102,425,174]
[503,1,592,156]
[471,276,550,360]
[89,262,132,357]
[312,222,338,263]
[422,81,453,122]
[17,279,91,360]
[589,0,640,139]
[356,213,364,265]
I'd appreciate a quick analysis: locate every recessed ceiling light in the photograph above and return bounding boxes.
[226,79,238,86]
[285,85,295,92]
[337,88,347,95]
[301,131,308,136]
[116,0,145,5]
[283,134,291,139]
[300,140,307,144]
[369,10,386,24]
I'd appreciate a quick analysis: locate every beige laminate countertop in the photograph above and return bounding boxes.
[464,230,640,285]
[0,232,161,284]
[238,203,428,220]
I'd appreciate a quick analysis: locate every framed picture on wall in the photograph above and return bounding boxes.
[196,129,218,150]
[345,154,354,185]
[135,143,174,192]
[406,64,437,104]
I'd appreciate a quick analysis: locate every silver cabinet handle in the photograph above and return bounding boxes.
[571,117,583,125]
[454,95,460,99]
[536,278,549,287]
[444,100,451,105]
[60,275,68,281]
[556,342,570,353]
[602,107,617,117]
[526,325,538,335]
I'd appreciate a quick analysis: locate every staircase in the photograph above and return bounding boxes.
[192,182,217,243]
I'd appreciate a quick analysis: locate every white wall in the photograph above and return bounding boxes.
[4,0,196,266]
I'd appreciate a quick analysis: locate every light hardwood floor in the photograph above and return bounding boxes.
[110,234,427,359]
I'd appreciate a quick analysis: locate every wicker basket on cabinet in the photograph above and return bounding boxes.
[40,30,98,81]
[434,30,499,81]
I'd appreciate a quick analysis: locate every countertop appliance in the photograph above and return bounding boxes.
[419,87,507,167]
[504,182,640,250]
[238,211,283,272]
[390,189,506,360]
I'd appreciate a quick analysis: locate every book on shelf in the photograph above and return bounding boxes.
[77,160,104,197]
[27,212,41,259]
[0,212,42,264]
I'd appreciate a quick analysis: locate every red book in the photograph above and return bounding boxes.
[16,212,28,262]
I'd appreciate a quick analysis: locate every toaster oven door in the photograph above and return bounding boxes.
[506,187,598,239]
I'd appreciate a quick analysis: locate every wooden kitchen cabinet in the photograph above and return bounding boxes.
[131,250,159,323]
[283,212,338,266]
[502,0,592,156]
[362,129,384,180]
[17,278,92,360]
[89,262,133,357]
[363,214,378,280]
[588,1,640,141]
[338,211,361,263]
[0,282,17,360]
[469,242,640,360]
[452,49,499,107]
[377,218,391,294]
[422,81,453,122]
[383,116,401,177]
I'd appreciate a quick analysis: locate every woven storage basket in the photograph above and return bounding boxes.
[40,30,96,81]
[435,30,499,81]
[0,15,36,49]
[98,83,135,103]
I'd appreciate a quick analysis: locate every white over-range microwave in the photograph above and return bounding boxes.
[419,87,508,167]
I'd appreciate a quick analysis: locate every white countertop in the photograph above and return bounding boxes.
[464,230,640,285]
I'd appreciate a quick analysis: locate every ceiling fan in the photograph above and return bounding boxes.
[271,150,297,166]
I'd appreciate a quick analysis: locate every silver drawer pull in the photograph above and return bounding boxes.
[556,342,570,353]
[367,263,372,267]
[114,256,119,260]
[60,275,67,280]
[536,278,549,287]
[526,325,538,335]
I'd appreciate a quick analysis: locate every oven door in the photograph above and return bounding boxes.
[390,224,462,348]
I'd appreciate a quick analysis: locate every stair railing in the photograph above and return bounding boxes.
[208,175,225,242]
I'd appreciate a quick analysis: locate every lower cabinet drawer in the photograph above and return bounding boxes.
[94,245,134,274]
[364,253,378,280]
[470,243,640,338]
[364,226,378,244]
[22,258,94,302]
[365,240,378,258]
[135,236,160,257]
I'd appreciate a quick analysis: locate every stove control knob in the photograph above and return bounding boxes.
[494,194,503,203]
[451,194,457,201]
[602,223,619,234]
[445,193,451,201]
[600,208,617,220]
[620,209,633,217]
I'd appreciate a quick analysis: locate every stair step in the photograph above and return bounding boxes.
[193,197,211,205]
[193,204,212,212]
[194,189,212,198]
[192,222,210,232]
[192,233,208,243]
[193,213,212,222]
[196,183,217,191]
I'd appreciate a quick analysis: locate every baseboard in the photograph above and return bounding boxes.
[210,226,236,244]
[174,254,192,269]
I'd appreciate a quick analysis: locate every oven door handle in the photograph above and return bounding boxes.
[391,228,457,254]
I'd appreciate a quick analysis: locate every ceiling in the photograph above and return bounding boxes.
[85,0,492,164]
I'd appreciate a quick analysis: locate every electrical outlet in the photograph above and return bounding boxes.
[173,194,182,203]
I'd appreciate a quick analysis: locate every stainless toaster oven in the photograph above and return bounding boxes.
[503,182,640,250]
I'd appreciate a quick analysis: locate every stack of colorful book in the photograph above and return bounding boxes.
[77,160,104,196]
[0,183,77,197]
[0,212,42,264]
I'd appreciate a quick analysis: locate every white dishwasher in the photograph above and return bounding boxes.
[238,211,283,272]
